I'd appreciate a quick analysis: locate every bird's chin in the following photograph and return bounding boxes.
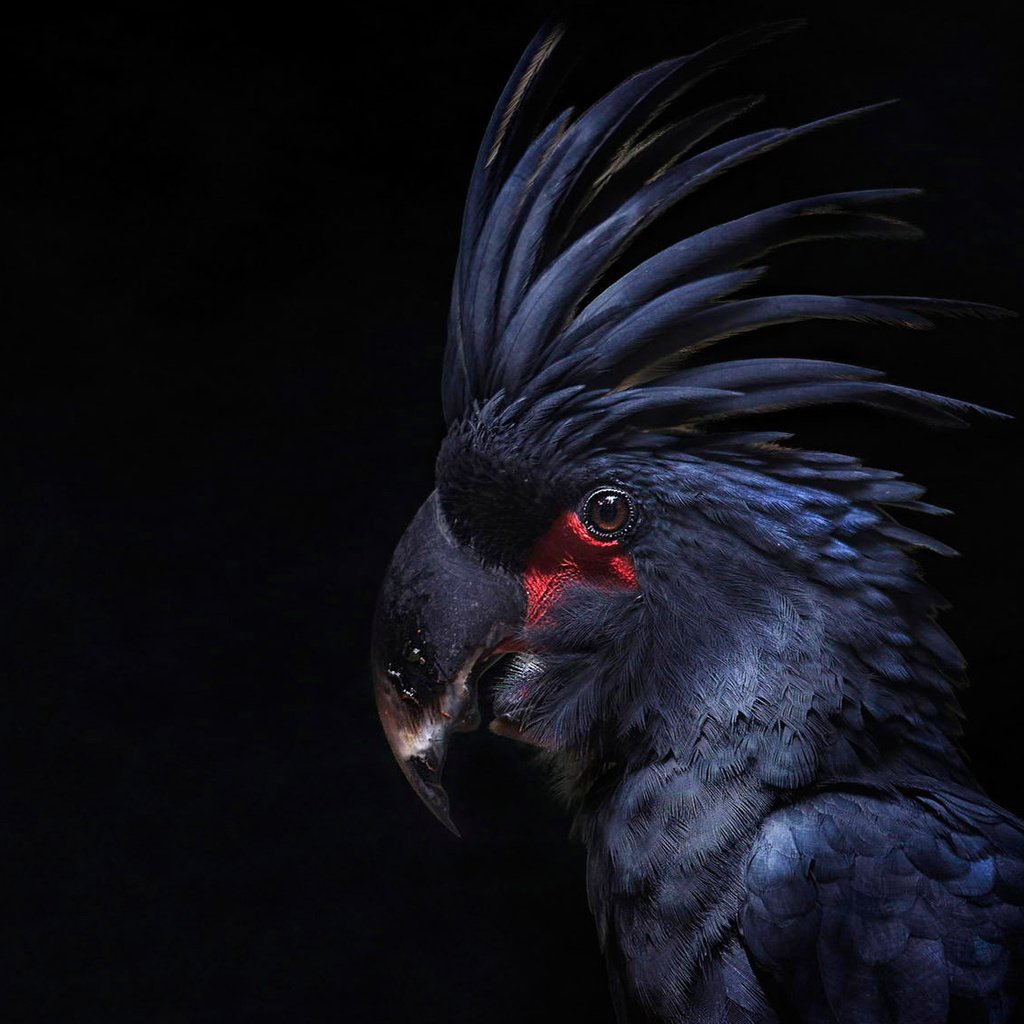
[472,649,553,749]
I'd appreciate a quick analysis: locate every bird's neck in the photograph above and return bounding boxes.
[613,566,972,793]
[558,581,976,1017]
[573,757,775,1021]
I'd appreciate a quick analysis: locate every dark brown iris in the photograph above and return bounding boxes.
[582,487,636,539]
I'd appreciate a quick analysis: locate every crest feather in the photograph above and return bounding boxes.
[441,24,1011,438]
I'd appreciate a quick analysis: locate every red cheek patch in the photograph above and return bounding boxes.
[522,511,638,625]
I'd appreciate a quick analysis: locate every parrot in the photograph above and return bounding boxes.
[371,20,1024,1023]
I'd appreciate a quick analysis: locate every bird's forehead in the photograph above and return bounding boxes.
[435,424,570,569]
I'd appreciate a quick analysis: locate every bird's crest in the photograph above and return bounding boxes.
[441,21,1008,455]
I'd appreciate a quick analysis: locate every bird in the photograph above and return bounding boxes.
[371,19,1024,1023]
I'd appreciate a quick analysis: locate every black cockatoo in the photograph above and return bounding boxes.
[371,21,1024,1023]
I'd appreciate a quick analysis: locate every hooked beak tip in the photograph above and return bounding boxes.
[374,658,479,837]
[406,755,462,837]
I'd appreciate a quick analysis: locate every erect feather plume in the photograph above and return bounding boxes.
[441,22,1012,437]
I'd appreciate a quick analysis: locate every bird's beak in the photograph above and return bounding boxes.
[372,493,525,834]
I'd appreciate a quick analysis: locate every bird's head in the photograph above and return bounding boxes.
[372,23,1008,832]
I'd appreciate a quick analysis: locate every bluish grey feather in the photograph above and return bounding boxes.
[463,110,574,372]
[558,94,766,247]
[493,56,694,341]
[444,22,565,422]
[660,357,884,390]
[590,294,934,385]
[558,189,923,355]
[540,20,806,259]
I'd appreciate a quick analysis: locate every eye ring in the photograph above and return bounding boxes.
[580,486,638,540]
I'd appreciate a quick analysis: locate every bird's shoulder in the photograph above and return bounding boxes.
[740,784,1024,1022]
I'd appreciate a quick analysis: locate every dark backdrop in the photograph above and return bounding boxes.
[4,3,1021,1022]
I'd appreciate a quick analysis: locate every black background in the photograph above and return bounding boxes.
[4,2,1021,1022]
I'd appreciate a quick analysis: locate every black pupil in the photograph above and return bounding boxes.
[591,491,627,533]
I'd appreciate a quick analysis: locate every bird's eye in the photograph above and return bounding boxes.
[581,487,637,540]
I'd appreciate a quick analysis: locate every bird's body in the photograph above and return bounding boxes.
[372,21,1023,1022]
[585,772,1024,1021]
